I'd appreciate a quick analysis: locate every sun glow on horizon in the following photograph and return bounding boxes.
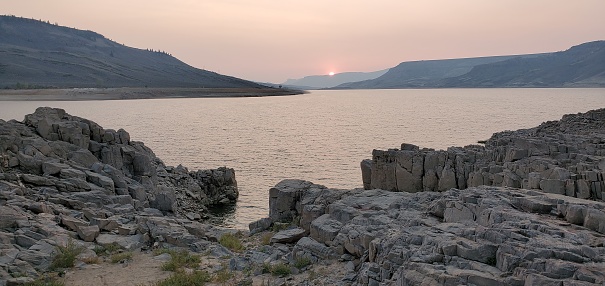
[329,71,335,76]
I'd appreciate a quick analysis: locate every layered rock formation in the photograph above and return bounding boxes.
[362,108,605,203]
[0,107,237,283]
[245,108,605,285]
[254,179,605,285]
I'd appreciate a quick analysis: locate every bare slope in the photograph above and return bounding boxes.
[0,16,262,88]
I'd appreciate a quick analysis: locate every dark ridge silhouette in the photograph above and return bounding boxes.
[333,41,605,89]
[0,15,263,89]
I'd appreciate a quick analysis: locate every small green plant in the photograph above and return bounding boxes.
[153,248,173,256]
[260,232,273,245]
[294,257,312,269]
[219,233,244,252]
[270,263,291,277]
[110,251,133,263]
[271,222,290,232]
[155,270,211,286]
[161,250,201,272]
[261,263,272,274]
[93,243,121,256]
[50,239,84,270]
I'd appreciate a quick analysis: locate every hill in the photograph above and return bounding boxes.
[333,41,605,89]
[439,41,605,87]
[0,15,263,89]
[282,69,388,89]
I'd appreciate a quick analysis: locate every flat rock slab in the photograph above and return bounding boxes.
[270,227,306,244]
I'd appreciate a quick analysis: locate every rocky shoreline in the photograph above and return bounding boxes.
[1,107,605,285]
[0,87,304,101]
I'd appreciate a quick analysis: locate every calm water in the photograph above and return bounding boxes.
[1,89,605,228]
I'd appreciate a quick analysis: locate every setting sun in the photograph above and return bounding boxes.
[329,72,335,76]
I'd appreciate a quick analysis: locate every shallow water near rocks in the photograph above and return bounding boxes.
[2,88,605,228]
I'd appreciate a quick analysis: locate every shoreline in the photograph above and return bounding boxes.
[0,87,305,101]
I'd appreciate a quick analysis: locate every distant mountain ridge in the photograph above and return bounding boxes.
[0,15,262,88]
[333,41,605,89]
[283,69,389,89]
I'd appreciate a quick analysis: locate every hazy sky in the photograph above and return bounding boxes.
[3,1,605,83]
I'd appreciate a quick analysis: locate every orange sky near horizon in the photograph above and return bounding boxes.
[3,0,605,83]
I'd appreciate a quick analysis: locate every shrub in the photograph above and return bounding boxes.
[155,271,211,286]
[110,252,133,263]
[219,233,244,252]
[161,250,201,272]
[93,243,121,256]
[270,263,291,277]
[50,239,84,270]
[294,257,312,269]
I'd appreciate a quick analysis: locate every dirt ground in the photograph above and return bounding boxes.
[62,251,170,286]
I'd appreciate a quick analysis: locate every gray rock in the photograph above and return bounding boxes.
[76,225,100,242]
[270,228,306,244]
[310,214,342,244]
[293,237,338,260]
[249,217,273,234]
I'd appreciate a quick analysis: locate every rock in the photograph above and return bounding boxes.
[41,161,69,176]
[361,159,372,190]
[60,215,89,232]
[361,108,605,206]
[149,187,176,212]
[249,217,273,234]
[269,179,311,222]
[96,234,144,251]
[293,237,338,260]
[270,228,306,244]
[20,174,54,186]
[310,214,342,244]
[77,225,100,242]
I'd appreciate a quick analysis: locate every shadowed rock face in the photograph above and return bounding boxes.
[364,108,605,203]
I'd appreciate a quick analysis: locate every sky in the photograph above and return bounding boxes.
[3,1,605,83]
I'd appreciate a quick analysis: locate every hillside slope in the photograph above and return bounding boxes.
[334,41,605,89]
[334,55,521,89]
[439,41,605,87]
[0,16,262,88]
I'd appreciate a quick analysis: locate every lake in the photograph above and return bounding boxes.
[1,88,605,228]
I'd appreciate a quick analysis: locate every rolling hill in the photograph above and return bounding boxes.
[333,41,605,89]
[0,15,262,89]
